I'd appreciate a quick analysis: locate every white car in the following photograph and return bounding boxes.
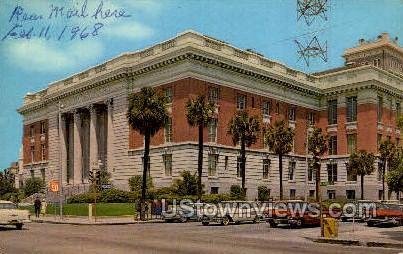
[0,200,30,230]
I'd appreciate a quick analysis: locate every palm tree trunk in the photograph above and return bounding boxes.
[197,124,204,201]
[279,154,283,200]
[315,158,320,202]
[140,130,150,221]
[360,174,364,200]
[241,138,246,196]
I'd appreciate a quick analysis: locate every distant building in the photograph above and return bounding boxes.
[17,31,402,200]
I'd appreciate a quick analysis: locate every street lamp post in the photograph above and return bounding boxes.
[58,102,64,219]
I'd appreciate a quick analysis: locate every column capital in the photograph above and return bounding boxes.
[73,109,81,121]
[88,104,97,115]
[105,98,114,106]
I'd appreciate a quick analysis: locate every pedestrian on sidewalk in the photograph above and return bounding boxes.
[34,196,42,218]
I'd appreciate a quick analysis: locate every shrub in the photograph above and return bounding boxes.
[23,177,45,197]
[230,185,245,200]
[99,189,131,203]
[172,171,198,196]
[257,186,270,201]
[67,192,99,204]
[128,175,154,192]
[202,193,232,203]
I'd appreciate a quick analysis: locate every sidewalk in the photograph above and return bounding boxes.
[31,215,164,225]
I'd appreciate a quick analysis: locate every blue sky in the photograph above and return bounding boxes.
[0,0,402,170]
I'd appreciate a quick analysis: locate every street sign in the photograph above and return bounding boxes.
[49,180,60,192]
[101,184,112,190]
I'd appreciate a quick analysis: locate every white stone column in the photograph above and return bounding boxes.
[89,105,99,172]
[73,110,82,184]
[60,114,68,185]
[106,99,114,177]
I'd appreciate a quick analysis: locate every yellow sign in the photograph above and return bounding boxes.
[49,180,59,192]
[323,217,339,238]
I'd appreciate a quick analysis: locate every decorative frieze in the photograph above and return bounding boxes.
[233,49,249,60]
[204,39,222,51]
[95,64,107,73]
[161,40,176,51]
[140,48,154,58]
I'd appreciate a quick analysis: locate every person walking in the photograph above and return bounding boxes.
[34,197,42,218]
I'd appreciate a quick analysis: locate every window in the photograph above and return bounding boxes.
[328,136,337,155]
[309,190,315,198]
[262,101,271,116]
[40,122,46,134]
[30,145,35,162]
[288,161,296,180]
[346,96,357,122]
[30,170,34,178]
[397,102,401,119]
[378,190,384,200]
[164,117,172,143]
[373,58,380,67]
[377,96,383,122]
[208,119,217,142]
[251,97,255,108]
[41,144,46,161]
[275,102,280,114]
[327,190,336,199]
[236,94,246,110]
[377,162,383,181]
[41,168,45,182]
[262,159,270,179]
[347,167,357,181]
[237,157,242,178]
[208,87,219,104]
[308,159,315,181]
[377,134,382,152]
[141,157,151,176]
[346,190,356,200]
[327,163,337,184]
[164,88,172,103]
[347,134,357,154]
[163,154,172,176]
[327,99,338,125]
[307,112,315,126]
[288,107,296,122]
[211,187,219,194]
[30,125,35,138]
[290,189,296,199]
[208,154,218,176]
[224,156,228,171]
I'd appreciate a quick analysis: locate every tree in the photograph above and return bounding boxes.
[185,95,216,200]
[0,170,16,198]
[386,148,403,199]
[23,177,44,197]
[265,120,294,200]
[172,171,199,196]
[228,111,261,194]
[379,140,397,200]
[397,115,403,131]
[347,151,376,200]
[127,87,169,220]
[307,127,328,202]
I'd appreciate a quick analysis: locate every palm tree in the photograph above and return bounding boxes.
[379,140,396,200]
[185,95,216,200]
[228,110,261,194]
[386,148,403,200]
[347,151,376,200]
[127,87,169,220]
[307,127,328,202]
[264,120,294,200]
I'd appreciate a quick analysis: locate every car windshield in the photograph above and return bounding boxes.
[0,203,17,209]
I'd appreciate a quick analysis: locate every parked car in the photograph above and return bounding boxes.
[0,200,30,230]
[162,203,204,223]
[340,200,377,222]
[367,203,403,227]
[201,201,261,226]
[265,200,321,228]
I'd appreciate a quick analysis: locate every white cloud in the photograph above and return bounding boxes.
[103,21,154,40]
[2,38,104,72]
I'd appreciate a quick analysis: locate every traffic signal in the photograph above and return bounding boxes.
[95,170,101,185]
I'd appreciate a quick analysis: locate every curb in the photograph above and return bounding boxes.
[311,238,361,246]
[309,237,403,249]
[31,219,164,225]
[366,242,403,249]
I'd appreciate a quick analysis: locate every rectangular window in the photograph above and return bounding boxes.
[237,157,242,178]
[346,190,356,200]
[224,156,228,171]
[309,190,315,198]
[208,119,217,142]
[251,97,255,108]
[30,125,35,138]
[347,134,357,154]
[40,168,45,182]
[275,102,280,114]
[40,122,46,134]
[377,96,383,122]
[377,162,383,181]
[377,134,382,152]
[164,87,173,103]
[308,159,315,182]
[262,101,271,116]
[262,159,270,179]
[307,112,315,126]
[164,117,172,143]
[208,154,218,176]
[346,96,357,122]
[30,170,34,178]
[290,189,296,199]
[236,94,246,110]
[211,187,219,194]
[30,145,35,162]
[347,168,357,181]
[288,161,296,180]
[288,107,296,121]
[327,190,336,199]
[327,99,338,125]
[41,144,46,161]
[163,154,172,176]
[396,102,401,119]
[208,87,219,104]
[378,190,384,200]
[327,163,338,184]
[328,136,337,155]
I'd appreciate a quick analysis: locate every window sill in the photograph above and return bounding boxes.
[345,181,357,184]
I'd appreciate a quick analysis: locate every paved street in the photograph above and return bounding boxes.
[1,222,401,254]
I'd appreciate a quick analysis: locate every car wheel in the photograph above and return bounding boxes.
[202,221,209,226]
[16,223,23,230]
[180,216,188,223]
[367,221,374,227]
[269,221,278,228]
[296,219,303,228]
[221,216,230,226]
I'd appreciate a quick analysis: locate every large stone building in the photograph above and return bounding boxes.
[17,31,402,200]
